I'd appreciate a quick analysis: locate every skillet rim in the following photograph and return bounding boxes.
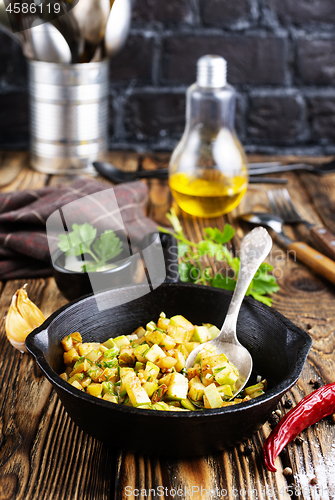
[25,282,312,419]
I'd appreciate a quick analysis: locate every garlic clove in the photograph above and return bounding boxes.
[5,285,46,353]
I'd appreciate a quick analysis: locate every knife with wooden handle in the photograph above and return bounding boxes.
[288,241,335,285]
[239,212,335,286]
[309,226,335,261]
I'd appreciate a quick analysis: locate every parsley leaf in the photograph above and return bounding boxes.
[58,223,123,272]
[158,209,279,306]
[204,225,235,244]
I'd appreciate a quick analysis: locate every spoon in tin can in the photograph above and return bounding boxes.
[185,227,273,399]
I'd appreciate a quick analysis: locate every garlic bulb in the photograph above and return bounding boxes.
[5,285,46,353]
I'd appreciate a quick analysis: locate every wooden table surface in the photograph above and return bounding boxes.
[1,151,335,500]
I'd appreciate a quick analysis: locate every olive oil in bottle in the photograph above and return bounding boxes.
[169,55,248,218]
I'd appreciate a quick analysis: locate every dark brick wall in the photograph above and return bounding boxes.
[1,0,335,155]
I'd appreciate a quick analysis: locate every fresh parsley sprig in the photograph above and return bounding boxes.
[158,209,279,306]
[58,222,123,272]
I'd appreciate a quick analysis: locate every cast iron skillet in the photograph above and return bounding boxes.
[26,234,312,457]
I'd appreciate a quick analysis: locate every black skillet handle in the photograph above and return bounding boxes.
[159,232,180,283]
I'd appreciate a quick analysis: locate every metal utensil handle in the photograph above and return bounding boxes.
[248,164,311,175]
[222,227,272,336]
[288,241,335,285]
[249,177,288,184]
[138,169,169,180]
[310,226,335,261]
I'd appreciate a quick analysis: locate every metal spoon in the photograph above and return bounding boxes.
[30,20,72,63]
[185,227,273,399]
[72,0,110,45]
[105,0,131,57]
[93,161,288,184]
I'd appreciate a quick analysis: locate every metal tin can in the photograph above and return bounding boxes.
[29,60,109,174]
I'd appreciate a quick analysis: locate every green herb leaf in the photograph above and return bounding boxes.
[210,274,236,291]
[204,225,235,244]
[92,230,123,263]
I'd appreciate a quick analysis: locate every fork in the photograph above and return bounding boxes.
[268,188,335,261]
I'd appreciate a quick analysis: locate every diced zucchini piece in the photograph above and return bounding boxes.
[185,342,200,354]
[187,364,201,379]
[134,361,145,372]
[156,356,177,370]
[188,376,206,401]
[173,350,186,372]
[78,343,100,357]
[80,376,92,388]
[119,367,134,378]
[167,324,192,343]
[214,365,238,386]
[87,366,104,382]
[144,361,160,381]
[100,368,118,382]
[103,345,119,359]
[68,373,84,384]
[61,335,73,352]
[159,311,166,318]
[69,359,90,377]
[158,373,172,386]
[166,373,188,400]
[146,321,156,331]
[127,334,138,341]
[145,330,176,349]
[157,317,169,331]
[204,383,224,408]
[123,371,151,406]
[103,393,118,403]
[113,335,130,348]
[169,315,194,331]
[85,349,102,363]
[191,325,211,343]
[177,344,189,358]
[200,353,228,376]
[181,398,197,411]
[244,382,265,396]
[63,348,80,365]
[86,383,103,397]
[119,345,135,366]
[145,344,166,363]
[133,326,146,338]
[142,381,159,397]
[71,380,83,391]
[134,343,150,363]
[70,332,82,343]
[102,337,119,350]
[201,373,216,387]
[102,381,115,395]
[217,384,233,398]
[206,324,220,339]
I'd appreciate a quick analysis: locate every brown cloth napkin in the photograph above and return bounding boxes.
[0,179,153,280]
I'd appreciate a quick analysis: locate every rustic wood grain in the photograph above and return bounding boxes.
[1,153,335,500]
[0,152,27,188]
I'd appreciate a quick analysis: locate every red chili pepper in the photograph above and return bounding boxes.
[263,382,335,472]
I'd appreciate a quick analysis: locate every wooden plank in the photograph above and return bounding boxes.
[0,152,27,188]
[0,278,117,500]
[1,164,48,193]
[47,151,140,188]
[1,153,335,500]
[299,172,335,235]
[141,156,171,225]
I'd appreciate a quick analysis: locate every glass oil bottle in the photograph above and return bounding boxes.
[169,55,248,218]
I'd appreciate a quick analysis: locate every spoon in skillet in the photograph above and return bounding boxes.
[185,227,273,399]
